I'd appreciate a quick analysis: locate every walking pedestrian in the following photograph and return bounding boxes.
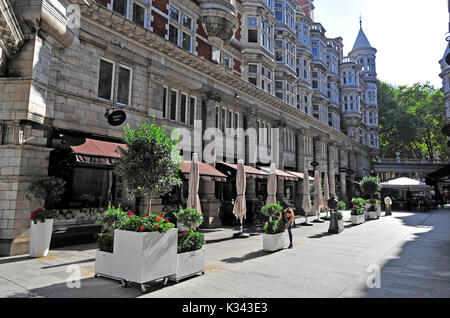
[279,207,295,249]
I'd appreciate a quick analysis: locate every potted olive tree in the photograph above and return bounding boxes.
[360,176,381,219]
[170,208,205,282]
[261,203,285,252]
[25,176,65,257]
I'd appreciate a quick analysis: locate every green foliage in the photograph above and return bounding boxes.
[368,205,377,212]
[25,176,65,209]
[115,118,182,213]
[336,211,343,220]
[177,229,205,253]
[261,202,283,220]
[350,205,365,216]
[263,219,284,234]
[174,208,204,229]
[351,197,366,207]
[96,205,128,233]
[338,200,346,211]
[98,233,114,253]
[29,208,57,224]
[117,211,175,233]
[378,81,448,159]
[360,176,381,199]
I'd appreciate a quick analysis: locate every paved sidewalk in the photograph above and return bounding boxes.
[0,209,449,298]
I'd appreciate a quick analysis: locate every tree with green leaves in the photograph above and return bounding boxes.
[25,176,66,209]
[115,119,182,216]
[360,176,381,200]
[378,81,448,159]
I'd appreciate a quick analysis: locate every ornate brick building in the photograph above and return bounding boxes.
[0,0,378,255]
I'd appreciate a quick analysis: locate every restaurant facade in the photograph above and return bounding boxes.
[0,0,378,255]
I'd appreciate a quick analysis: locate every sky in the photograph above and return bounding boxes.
[313,0,448,88]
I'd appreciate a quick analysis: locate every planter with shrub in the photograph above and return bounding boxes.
[113,212,177,292]
[350,201,366,225]
[170,208,205,282]
[336,211,344,232]
[367,202,378,220]
[94,205,127,278]
[25,176,65,257]
[261,203,285,252]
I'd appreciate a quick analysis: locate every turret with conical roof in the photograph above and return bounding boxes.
[349,19,377,82]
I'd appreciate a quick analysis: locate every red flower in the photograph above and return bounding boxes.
[109,231,114,235]
[165,219,169,223]
[146,216,149,219]
[37,208,42,212]
[140,226,145,231]
[160,215,163,218]
[31,212,36,218]
[155,224,158,228]
[30,217,33,220]
[128,212,134,216]
[156,217,161,222]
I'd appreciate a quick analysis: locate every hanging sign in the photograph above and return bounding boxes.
[107,110,127,126]
[310,161,319,167]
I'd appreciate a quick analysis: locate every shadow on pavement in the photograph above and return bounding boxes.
[0,255,32,265]
[221,249,268,264]
[360,208,450,298]
[4,275,172,298]
[41,258,96,269]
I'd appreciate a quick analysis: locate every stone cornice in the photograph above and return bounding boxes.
[0,0,24,57]
[75,0,369,152]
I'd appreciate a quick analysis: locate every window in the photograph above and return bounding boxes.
[275,51,283,62]
[248,77,257,85]
[182,32,191,51]
[169,7,179,22]
[248,64,258,73]
[234,113,239,130]
[189,97,196,126]
[169,24,179,45]
[221,108,226,131]
[227,110,233,130]
[224,56,231,69]
[113,0,127,16]
[170,90,178,121]
[132,3,145,27]
[183,15,192,29]
[162,87,168,118]
[117,65,132,105]
[247,17,257,27]
[98,59,114,101]
[275,11,283,22]
[248,29,258,43]
[179,93,187,123]
[275,81,283,89]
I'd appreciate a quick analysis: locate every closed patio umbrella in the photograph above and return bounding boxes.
[232,159,249,238]
[266,163,277,206]
[322,172,330,220]
[187,153,201,213]
[301,168,313,226]
[313,170,324,223]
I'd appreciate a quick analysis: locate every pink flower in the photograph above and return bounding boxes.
[128,212,134,216]
[165,219,169,223]
[140,226,145,231]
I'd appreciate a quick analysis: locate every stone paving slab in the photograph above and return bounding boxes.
[0,209,449,298]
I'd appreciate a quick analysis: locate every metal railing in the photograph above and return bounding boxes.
[376,158,450,165]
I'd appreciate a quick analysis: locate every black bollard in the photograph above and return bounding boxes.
[328,196,342,234]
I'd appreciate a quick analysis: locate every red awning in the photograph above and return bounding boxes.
[181,161,227,182]
[258,166,299,181]
[219,163,269,179]
[286,171,315,181]
[61,135,126,166]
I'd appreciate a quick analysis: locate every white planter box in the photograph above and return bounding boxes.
[351,214,365,225]
[368,211,378,220]
[263,232,285,252]
[95,250,116,278]
[337,219,344,232]
[376,204,381,217]
[29,218,53,258]
[113,228,177,284]
[170,248,205,282]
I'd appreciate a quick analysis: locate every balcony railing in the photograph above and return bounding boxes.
[376,158,450,165]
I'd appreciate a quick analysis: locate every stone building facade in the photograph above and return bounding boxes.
[0,0,378,255]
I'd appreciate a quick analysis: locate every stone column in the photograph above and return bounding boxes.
[198,91,222,228]
[295,129,306,213]
[313,136,323,179]
[0,142,52,256]
[348,150,357,199]
[339,147,348,205]
[244,108,259,201]
[327,142,337,197]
